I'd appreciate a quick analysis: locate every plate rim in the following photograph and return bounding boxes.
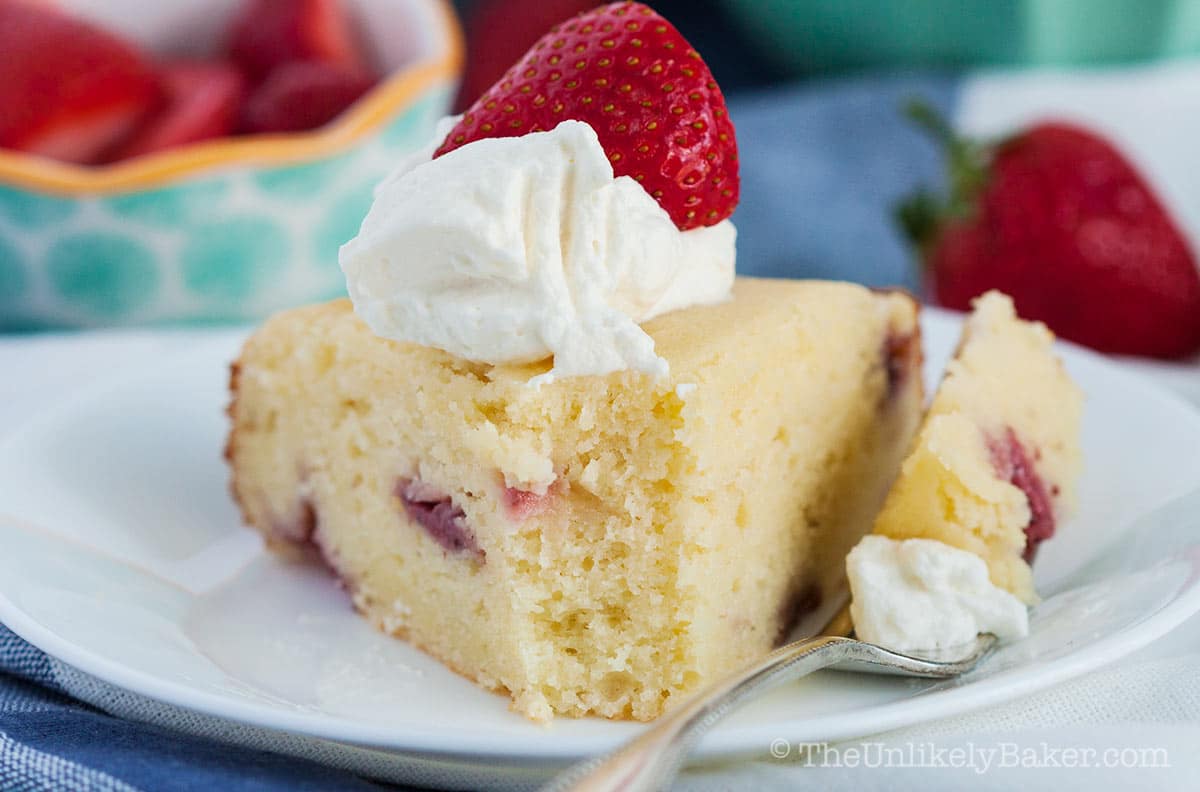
[3,532,1200,762]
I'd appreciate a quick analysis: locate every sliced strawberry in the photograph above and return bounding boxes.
[112,61,246,160]
[0,1,160,164]
[227,0,368,81]
[436,1,739,231]
[240,61,376,134]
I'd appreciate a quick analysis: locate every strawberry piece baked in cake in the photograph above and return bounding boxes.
[854,291,1082,626]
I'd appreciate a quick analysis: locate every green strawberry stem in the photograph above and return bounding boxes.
[896,98,991,253]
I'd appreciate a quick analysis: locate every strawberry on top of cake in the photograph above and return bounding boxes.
[433,2,739,231]
[340,1,740,385]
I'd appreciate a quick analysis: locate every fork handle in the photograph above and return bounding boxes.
[540,635,857,792]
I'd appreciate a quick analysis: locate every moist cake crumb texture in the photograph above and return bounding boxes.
[227,278,923,721]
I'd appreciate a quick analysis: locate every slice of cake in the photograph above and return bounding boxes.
[227,278,923,720]
[867,291,1083,604]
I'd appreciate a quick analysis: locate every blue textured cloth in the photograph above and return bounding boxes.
[0,74,957,791]
[0,625,391,791]
[732,74,955,286]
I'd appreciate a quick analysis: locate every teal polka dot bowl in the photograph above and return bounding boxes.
[0,0,461,330]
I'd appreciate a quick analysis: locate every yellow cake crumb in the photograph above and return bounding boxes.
[227,278,924,720]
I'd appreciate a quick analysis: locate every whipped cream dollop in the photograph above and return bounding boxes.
[847,536,1029,652]
[340,118,736,383]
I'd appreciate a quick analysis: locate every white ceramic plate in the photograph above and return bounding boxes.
[2,311,1200,782]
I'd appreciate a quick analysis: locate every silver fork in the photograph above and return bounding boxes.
[540,606,997,792]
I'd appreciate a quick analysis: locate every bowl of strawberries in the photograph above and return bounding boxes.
[0,0,461,329]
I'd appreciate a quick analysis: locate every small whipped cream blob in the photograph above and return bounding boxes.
[846,535,1030,652]
[339,118,736,384]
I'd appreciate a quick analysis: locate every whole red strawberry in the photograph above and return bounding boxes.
[899,102,1200,360]
[435,1,738,231]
